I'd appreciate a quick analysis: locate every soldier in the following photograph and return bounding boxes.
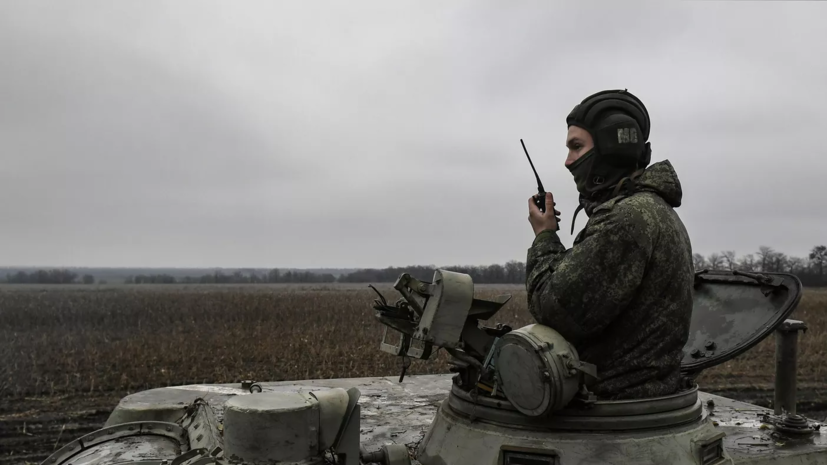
[526,89,694,400]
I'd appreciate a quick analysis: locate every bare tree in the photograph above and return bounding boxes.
[770,252,788,273]
[707,253,724,270]
[737,254,756,271]
[721,250,736,271]
[692,253,707,272]
[756,246,775,272]
[810,245,827,276]
[787,257,805,274]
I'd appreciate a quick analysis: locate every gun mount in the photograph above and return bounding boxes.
[372,270,511,380]
[371,269,598,416]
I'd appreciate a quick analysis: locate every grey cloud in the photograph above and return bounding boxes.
[0,1,825,268]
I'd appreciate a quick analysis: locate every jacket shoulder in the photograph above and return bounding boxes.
[587,193,661,250]
[592,191,659,223]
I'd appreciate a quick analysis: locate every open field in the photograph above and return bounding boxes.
[1,284,826,464]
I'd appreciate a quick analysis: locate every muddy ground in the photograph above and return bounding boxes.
[1,394,118,464]
[3,387,827,465]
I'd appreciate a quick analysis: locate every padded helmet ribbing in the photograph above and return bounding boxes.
[566,89,650,141]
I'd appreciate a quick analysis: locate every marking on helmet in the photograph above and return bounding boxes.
[617,128,638,144]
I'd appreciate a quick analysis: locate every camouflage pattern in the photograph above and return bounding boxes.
[526,160,693,400]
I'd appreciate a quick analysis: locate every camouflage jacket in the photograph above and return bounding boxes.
[526,160,693,400]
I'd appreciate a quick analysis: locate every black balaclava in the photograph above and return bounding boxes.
[565,90,652,233]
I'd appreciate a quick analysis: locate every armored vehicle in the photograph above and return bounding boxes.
[43,269,826,465]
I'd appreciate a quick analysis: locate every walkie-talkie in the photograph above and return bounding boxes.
[521,139,561,229]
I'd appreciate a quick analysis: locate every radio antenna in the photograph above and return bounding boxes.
[521,139,545,193]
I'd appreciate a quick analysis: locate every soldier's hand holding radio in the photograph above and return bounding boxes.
[528,192,561,236]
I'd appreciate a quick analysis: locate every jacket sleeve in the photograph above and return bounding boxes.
[525,206,653,344]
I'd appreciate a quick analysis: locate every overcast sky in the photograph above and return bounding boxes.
[1,1,825,268]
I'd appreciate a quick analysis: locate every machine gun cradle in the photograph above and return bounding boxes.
[373,270,512,363]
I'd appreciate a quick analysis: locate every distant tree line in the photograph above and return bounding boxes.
[125,269,337,285]
[4,245,825,287]
[692,245,826,287]
[337,261,527,284]
[4,269,96,284]
[340,246,827,286]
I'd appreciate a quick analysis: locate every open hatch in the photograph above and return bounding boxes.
[680,270,803,376]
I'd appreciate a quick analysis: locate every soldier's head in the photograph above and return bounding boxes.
[564,89,651,197]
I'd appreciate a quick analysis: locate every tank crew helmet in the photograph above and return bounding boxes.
[566,89,652,198]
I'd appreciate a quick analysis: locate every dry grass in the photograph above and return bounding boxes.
[0,284,825,398]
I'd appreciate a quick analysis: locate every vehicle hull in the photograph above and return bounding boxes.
[99,374,827,465]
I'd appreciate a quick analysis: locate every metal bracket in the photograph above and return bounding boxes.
[569,360,598,382]
[393,273,432,316]
[732,270,785,288]
[691,431,727,465]
[482,337,501,369]
[406,337,434,360]
[380,327,412,356]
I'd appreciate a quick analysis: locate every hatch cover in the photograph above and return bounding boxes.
[680,270,803,375]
